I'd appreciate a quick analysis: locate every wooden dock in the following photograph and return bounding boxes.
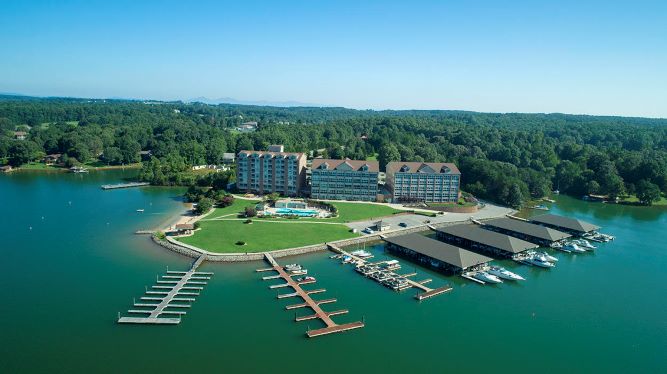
[117,256,210,325]
[328,244,452,300]
[101,182,150,190]
[259,253,364,338]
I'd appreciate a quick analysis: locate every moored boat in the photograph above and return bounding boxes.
[487,266,525,281]
[564,243,586,253]
[473,271,503,284]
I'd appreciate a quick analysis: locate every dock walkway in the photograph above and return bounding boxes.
[101,182,150,190]
[329,244,452,300]
[118,256,210,324]
[259,253,364,338]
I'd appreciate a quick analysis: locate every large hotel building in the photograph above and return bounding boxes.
[386,162,461,203]
[310,158,379,201]
[236,145,306,196]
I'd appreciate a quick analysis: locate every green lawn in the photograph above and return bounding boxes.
[179,219,356,253]
[19,162,63,171]
[325,201,402,222]
[179,199,401,253]
[207,198,260,219]
[619,194,667,206]
[366,153,378,161]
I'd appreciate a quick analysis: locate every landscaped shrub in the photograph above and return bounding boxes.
[244,219,253,224]
[244,206,257,217]
[235,240,246,245]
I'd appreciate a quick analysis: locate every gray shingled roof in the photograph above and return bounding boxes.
[384,233,492,269]
[437,224,538,254]
[484,218,571,242]
[530,214,600,233]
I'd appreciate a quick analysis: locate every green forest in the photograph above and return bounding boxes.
[1,95,666,207]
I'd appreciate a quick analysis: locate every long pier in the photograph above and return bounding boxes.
[117,256,211,324]
[328,244,452,300]
[101,182,150,190]
[258,253,364,338]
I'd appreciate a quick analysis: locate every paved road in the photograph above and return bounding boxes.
[345,202,515,233]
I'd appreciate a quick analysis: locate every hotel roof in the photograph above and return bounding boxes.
[483,217,571,242]
[384,233,492,270]
[530,214,600,233]
[437,224,538,254]
[238,150,304,157]
[312,158,379,172]
[386,162,460,175]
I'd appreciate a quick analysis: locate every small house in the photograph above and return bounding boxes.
[43,153,63,165]
[14,131,27,140]
[222,153,236,164]
[175,223,195,235]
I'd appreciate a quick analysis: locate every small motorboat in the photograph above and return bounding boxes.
[487,266,525,281]
[296,276,315,282]
[289,269,308,275]
[341,255,354,264]
[284,264,302,271]
[350,249,373,258]
[473,271,503,284]
[136,209,145,213]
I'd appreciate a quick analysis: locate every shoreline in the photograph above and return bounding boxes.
[150,201,517,262]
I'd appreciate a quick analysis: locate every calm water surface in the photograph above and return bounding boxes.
[1,171,665,373]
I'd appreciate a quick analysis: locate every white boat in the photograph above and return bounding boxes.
[572,239,596,250]
[296,276,315,282]
[487,266,525,281]
[530,204,549,210]
[473,271,503,284]
[529,254,556,268]
[136,209,145,212]
[350,249,373,258]
[564,243,586,253]
[284,264,302,271]
[341,255,354,264]
[539,251,559,262]
[290,269,308,275]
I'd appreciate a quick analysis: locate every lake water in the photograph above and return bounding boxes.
[1,171,665,373]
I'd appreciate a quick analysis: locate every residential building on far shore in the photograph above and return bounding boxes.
[310,158,379,201]
[236,147,306,196]
[386,161,461,203]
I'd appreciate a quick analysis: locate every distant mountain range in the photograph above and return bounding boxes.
[186,96,325,107]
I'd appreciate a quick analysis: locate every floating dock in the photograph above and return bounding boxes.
[258,253,364,338]
[117,256,211,325]
[101,182,150,190]
[328,244,452,300]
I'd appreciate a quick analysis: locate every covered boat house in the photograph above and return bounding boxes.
[530,214,600,236]
[384,233,492,274]
[482,217,571,246]
[436,224,538,258]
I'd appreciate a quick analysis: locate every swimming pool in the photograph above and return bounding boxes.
[275,208,319,216]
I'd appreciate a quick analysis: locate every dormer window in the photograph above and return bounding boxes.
[360,164,369,172]
[440,166,451,174]
[400,165,410,172]
[320,162,329,170]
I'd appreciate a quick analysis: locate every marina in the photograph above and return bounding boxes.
[329,243,453,300]
[436,224,539,258]
[258,253,365,338]
[117,256,211,324]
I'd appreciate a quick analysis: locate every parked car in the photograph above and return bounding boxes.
[362,228,375,234]
[398,222,408,227]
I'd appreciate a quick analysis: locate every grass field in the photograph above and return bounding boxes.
[179,199,402,253]
[19,162,63,171]
[179,219,356,253]
[618,194,667,206]
[325,201,402,222]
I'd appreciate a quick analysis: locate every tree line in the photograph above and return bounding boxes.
[1,95,666,207]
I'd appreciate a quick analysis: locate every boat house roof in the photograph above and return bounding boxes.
[437,224,538,254]
[384,233,492,270]
[530,214,600,233]
[484,218,571,242]
[175,223,195,230]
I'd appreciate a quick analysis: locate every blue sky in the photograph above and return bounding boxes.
[0,0,666,117]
